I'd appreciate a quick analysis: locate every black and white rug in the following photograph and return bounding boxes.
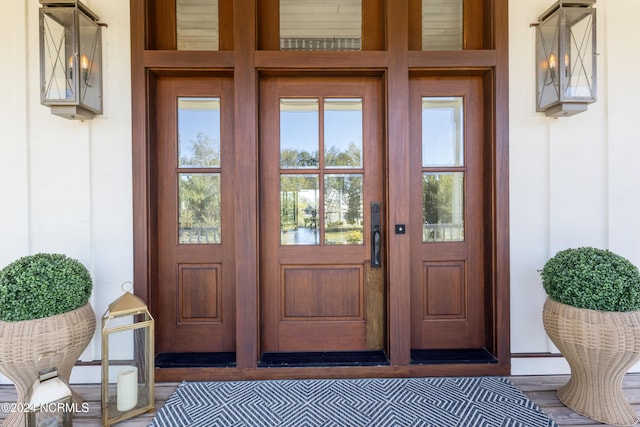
[149,377,557,426]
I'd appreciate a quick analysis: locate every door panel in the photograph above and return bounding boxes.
[260,77,384,353]
[156,77,235,353]
[410,77,485,350]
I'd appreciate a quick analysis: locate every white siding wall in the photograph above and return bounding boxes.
[509,0,640,374]
[0,0,132,383]
[1,0,638,381]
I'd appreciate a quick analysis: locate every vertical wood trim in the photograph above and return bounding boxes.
[493,0,510,370]
[219,0,234,50]
[131,0,150,305]
[362,0,386,50]
[464,0,484,50]
[155,0,178,50]
[407,0,422,50]
[233,0,259,369]
[257,0,279,50]
[387,0,411,365]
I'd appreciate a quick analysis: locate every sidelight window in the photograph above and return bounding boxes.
[421,97,464,242]
[177,97,222,244]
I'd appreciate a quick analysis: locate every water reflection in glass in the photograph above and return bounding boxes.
[325,174,363,245]
[281,175,320,245]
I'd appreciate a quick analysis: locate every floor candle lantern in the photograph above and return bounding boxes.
[26,367,73,427]
[101,283,154,426]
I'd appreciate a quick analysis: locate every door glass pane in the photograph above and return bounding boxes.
[423,172,464,242]
[422,97,463,167]
[422,0,463,50]
[179,173,221,244]
[325,174,363,245]
[280,99,319,168]
[178,98,221,168]
[177,0,219,50]
[281,175,320,245]
[324,99,363,168]
[280,0,361,51]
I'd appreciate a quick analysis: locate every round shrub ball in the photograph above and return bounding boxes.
[540,247,640,312]
[0,253,93,321]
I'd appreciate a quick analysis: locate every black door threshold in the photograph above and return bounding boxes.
[411,348,498,365]
[155,352,236,368]
[259,351,390,368]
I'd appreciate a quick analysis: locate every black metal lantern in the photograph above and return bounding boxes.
[536,1,597,117]
[39,0,104,120]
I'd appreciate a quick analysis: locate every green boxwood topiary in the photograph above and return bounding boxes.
[540,247,640,312]
[0,253,93,322]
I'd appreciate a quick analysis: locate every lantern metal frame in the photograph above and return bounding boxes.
[101,288,155,427]
[535,0,597,117]
[39,0,105,120]
[26,367,73,427]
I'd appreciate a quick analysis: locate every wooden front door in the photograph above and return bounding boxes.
[259,77,385,353]
[155,76,236,354]
[409,76,486,351]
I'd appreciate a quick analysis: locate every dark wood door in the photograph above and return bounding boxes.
[155,77,236,353]
[409,77,486,350]
[259,77,385,353]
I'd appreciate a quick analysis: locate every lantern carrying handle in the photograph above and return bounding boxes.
[121,281,134,293]
[35,351,60,379]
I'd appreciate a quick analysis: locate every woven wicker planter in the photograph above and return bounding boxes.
[0,303,96,427]
[543,297,640,426]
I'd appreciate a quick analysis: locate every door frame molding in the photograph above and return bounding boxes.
[130,0,510,381]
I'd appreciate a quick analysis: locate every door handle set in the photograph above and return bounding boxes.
[371,202,382,268]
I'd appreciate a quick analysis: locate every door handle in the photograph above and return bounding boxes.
[371,202,381,268]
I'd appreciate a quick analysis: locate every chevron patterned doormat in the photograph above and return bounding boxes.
[149,377,557,426]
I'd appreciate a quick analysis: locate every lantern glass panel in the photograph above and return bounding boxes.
[536,13,561,111]
[102,317,154,425]
[28,398,73,427]
[78,11,102,113]
[40,8,76,104]
[563,8,595,100]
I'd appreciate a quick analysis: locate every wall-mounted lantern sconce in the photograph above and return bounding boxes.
[535,0,596,118]
[39,0,105,120]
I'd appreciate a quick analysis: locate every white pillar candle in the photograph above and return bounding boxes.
[116,367,138,412]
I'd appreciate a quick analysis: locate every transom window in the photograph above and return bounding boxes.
[280,0,362,51]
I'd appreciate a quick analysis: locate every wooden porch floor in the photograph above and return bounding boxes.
[1,375,639,426]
